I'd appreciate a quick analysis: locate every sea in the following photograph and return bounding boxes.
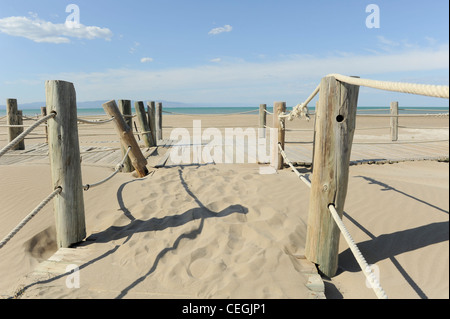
[0,106,448,117]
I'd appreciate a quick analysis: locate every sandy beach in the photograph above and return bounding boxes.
[0,111,448,299]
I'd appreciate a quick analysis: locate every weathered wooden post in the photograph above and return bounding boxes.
[390,101,399,142]
[147,101,157,147]
[155,102,163,142]
[41,106,48,143]
[6,99,25,150]
[103,100,149,177]
[135,101,153,147]
[46,80,86,248]
[305,75,360,277]
[259,104,267,139]
[271,102,286,170]
[118,100,134,173]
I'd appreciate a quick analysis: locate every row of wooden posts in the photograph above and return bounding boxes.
[6,78,393,277]
[6,81,164,248]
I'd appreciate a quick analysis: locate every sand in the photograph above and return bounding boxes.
[0,111,448,299]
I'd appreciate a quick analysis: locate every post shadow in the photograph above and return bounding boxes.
[114,167,248,298]
[355,175,448,215]
[339,212,448,299]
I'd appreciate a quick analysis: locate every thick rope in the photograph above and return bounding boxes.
[279,84,320,121]
[83,146,132,191]
[0,113,55,159]
[328,74,449,99]
[278,142,387,298]
[0,187,62,249]
[162,109,259,116]
[328,204,388,299]
[0,124,48,128]
[77,117,115,125]
[278,143,312,188]
[356,113,449,118]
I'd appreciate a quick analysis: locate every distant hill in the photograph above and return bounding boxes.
[0,100,247,110]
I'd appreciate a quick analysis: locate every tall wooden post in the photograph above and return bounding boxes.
[41,106,48,143]
[272,102,286,170]
[118,100,134,173]
[305,76,360,277]
[155,102,163,142]
[46,80,86,248]
[390,101,399,142]
[259,104,267,139]
[103,100,149,177]
[6,99,25,150]
[147,101,157,147]
[135,101,153,147]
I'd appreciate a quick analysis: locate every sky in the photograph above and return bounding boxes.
[0,0,448,108]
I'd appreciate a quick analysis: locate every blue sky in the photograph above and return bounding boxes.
[0,0,448,107]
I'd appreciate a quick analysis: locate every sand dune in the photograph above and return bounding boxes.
[0,113,448,299]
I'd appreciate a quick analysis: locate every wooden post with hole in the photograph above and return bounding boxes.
[147,101,157,147]
[259,104,267,139]
[41,106,48,143]
[305,75,360,277]
[390,101,399,142]
[103,100,149,177]
[6,99,25,150]
[118,100,134,173]
[46,80,86,248]
[135,101,153,148]
[272,102,286,170]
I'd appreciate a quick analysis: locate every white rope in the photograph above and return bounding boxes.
[0,124,48,128]
[277,143,387,298]
[278,143,312,188]
[356,113,449,118]
[77,117,114,124]
[0,187,62,249]
[0,113,55,159]
[328,204,388,299]
[328,74,449,99]
[83,146,132,191]
[162,109,259,116]
[279,84,320,122]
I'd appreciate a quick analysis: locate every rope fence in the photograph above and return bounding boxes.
[273,74,449,299]
[162,109,259,116]
[328,204,388,299]
[0,187,62,250]
[278,142,388,299]
[0,113,55,159]
[83,146,132,191]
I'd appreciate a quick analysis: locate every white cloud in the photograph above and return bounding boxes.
[208,24,232,35]
[210,58,221,63]
[35,44,447,105]
[0,15,113,43]
[140,57,154,63]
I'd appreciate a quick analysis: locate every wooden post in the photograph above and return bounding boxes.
[102,100,149,177]
[155,102,163,142]
[41,106,48,143]
[46,80,86,248]
[305,76,360,277]
[259,104,267,139]
[118,100,134,173]
[135,101,153,147]
[272,102,286,170]
[147,101,157,147]
[390,101,399,142]
[6,99,25,150]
